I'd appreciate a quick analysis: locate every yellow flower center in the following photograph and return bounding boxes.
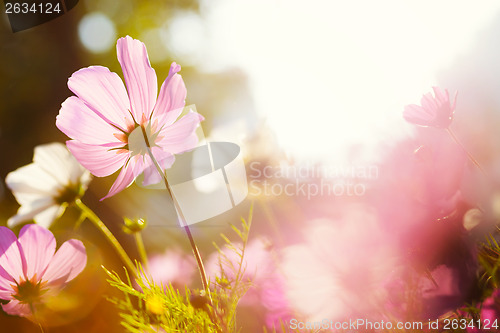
[12,277,46,304]
[127,122,161,157]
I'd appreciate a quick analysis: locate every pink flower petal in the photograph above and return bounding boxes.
[66,141,129,177]
[432,86,447,103]
[421,93,438,111]
[0,265,15,299]
[42,239,86,285]
[1,299,31,317]
[100,158,137,200]
[0,227,24,284]
[67,66,132,132]
[403,87,456,128]
[403,105,433,126]
[17,224,56,280]
[152,63,187,126]
[117,36,158,123]
[57,96,122,145]
[451,91,458,111]
[157,111,203,154]
[0,288,13,300]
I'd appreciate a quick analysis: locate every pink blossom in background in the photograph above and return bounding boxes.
[282,209,398,323]
[0,224,87,317]
[403,86,457,128]
[56,36,203,200]
[371,130,479,319]
[145,249,196,289]
[206,238,292,329]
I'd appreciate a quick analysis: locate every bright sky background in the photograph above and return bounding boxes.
[196,0,500,163]
[78,0,500,163]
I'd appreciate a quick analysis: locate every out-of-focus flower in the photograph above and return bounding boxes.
[386,259,477,321]
[145,249,196,289]
[0,224,87,317]
[282,209,398,323]
[206,238,291,329]
[403,87,457,128]
[56,35,203,200]
[5,142,91,228]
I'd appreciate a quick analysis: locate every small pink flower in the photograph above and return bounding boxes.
[0,224,87,317]
[145,249,196,289]
[56,36,203,200]
[403,87,457,128]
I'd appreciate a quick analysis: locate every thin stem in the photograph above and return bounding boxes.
[446,128,488,177]
[183,223,210,293]
[140,127,212,304]
[259,199,284,246]
[74,199,137,277]
[134,232,149,272]
[29,303,44,333]
[73,209,87,231]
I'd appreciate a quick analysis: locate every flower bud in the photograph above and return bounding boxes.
[122,217,147,234]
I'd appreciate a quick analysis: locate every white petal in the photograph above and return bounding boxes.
[33,205,65,229]
[33,143,79,188]
[7,198,55,228]
[6,164,61,205]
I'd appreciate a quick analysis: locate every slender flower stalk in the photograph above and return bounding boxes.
[142,143,212,304]
[134,232,149,272]
[74,199,137,277]
[446,128,488,177]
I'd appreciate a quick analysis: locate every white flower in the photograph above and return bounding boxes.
[6,142,92,228]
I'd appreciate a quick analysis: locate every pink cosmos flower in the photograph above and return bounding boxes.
[56,36,203,200]
[0,224,87,317]
[403,87,457,128]
[143,248,196,289]
[282,212,398,323]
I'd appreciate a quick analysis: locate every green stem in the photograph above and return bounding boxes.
[29,303,44,333]
[140,126,212,304]
[74,199,137,277]
[134,232,149,272]
[446,128,488,177]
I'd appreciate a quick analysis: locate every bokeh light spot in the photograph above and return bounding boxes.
[161,11,205,65]
[78,12,116,54]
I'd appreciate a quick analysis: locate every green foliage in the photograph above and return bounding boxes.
[103,208,256,333]
[103,265,217,333]
[211,206,253,331]
[478,233,500,290]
